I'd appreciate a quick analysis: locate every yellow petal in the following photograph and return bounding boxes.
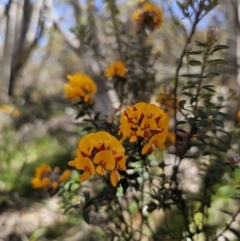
[142,142,152,155]
[110,170,120,187]
[96,165,105,176]
[94,150,115,171]
[80,170,91,182]
[117,156,127,171]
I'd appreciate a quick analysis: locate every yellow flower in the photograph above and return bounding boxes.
[64,72,97,103]
[119,102,169,154]
[69,131,127,186]
[104,61,126,79]
[31,164,70,189]
[133,2,163,33]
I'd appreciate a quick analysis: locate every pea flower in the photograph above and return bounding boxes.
[119,102,169,155]
[31,163,70,189]
[68,131,127,187]
[104,61,126,79]
[64,72,97,103]
[133,2,163,33]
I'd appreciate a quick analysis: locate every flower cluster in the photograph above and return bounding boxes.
[31,163,70,189]
[119,102,169,154]
[133,2,163,33]
[104,61,126,79]
[68,131,127,187]
[64,72,97,103]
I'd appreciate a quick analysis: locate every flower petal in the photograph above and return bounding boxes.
[80,170,91,182]
[110,170,120,187]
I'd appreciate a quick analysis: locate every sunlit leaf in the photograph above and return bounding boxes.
[206,59,225,65]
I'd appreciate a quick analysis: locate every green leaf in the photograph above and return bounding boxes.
[178,100,186,109]
[176,121,187,125]
[216,185,235,198]
[181,74,200,78]
[200,93,212,99]
[82,210,90,224]
[188,51,203,55]
[194,40,207,47]
[190,97,197,104]
[211,45,229,53]
[217,111,228,118]
[204,73,220,78]
[229,228,240,238]
[202,86,216,92]
[212,119,224,128]
[198,120,209,127]
[206,59,225,65]
[220,209,233,216]
[181,85,196,91]
[182,92,193,97]
[188,60,202,66]
[75,110,86,119]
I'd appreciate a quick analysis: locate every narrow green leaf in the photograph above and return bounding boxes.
[181,85,196,91]
[211,45,229,53]
[188,60,202,66]
[202,87,216,92]
[178,100,186,109]
[75,111,86,119]
[82,211,90,224]
[190,97,197,104]
[212,119,224,128]
[182,92,193,97]
[198,120,209,127]
[188,51,203,55]
[217,111,228,118]
[229,228,240,238]
[194,40,207,47]
[176,121,187,125]
[200,93,212,99]
[204,73,220,78]
[219,209,233,215]
[206,59,225,65]
[181,74,200,78]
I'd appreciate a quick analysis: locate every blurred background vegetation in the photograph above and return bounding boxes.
[0,0,240,240]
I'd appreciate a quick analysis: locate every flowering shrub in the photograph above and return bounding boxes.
[29,1,240,240]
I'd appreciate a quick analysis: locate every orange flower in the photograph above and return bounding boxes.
[119,102,169,155]
[31,164,70,189]
[68,131,127,187]
[104,61,126,79]
[64,72,97,103]
[133,2,163,33]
